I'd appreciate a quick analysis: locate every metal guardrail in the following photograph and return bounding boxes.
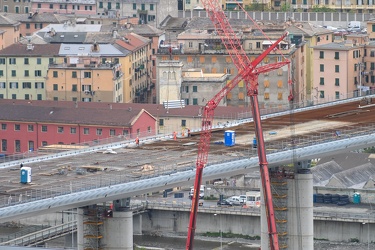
[0,221,76,246]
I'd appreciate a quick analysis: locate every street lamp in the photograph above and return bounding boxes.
[214,213,222,250]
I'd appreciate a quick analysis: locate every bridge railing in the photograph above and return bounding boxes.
[0,220,76,246]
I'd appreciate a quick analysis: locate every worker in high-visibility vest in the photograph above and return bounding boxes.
[135,137,139,146]
[173,131,177,140]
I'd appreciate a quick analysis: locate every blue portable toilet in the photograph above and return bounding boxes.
[20,167,32,184]
[253,137,257,148]
[353,192,361,204]
[224,130,235,146]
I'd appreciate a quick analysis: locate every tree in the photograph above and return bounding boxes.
[311,5,334,12]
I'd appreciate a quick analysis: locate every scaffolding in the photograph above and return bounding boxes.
[83,205,104,250]
[270,167,294,249]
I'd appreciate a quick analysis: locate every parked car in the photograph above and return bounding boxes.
[226,196,242,206]
[217,199,233,206]
[239,195,247,204]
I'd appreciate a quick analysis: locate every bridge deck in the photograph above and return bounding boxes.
[0,99,374,207]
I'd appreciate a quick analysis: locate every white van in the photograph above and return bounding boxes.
[245,191,261,207]
[348,21,361,29]
[188,187,204,199]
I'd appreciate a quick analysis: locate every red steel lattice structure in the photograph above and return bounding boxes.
[185,1,291,250]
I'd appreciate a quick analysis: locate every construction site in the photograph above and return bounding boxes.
[0,98,374,249]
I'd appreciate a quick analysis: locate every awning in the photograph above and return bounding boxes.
[262,40,288,45]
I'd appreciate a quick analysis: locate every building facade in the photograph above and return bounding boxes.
[0,100,156,155]
[31,0,97,15]
[0,43,60,101]
[46,43,126,103]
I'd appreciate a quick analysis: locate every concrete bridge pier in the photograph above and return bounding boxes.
[261,161,313,250]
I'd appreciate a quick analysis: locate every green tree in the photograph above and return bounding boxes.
[280,3,291,12]
[311,5,334,12]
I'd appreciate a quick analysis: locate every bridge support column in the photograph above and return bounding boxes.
[101,198,133,250]
[76,208,84,250]
[261,161,313,250]
[288,171,313,250]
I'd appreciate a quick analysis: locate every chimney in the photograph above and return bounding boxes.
[92,40,99,52]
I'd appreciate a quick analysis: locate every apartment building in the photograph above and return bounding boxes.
[31,0,96,15]
[46,43,126,103]
[0,43,60,101]
[156,21,303,108]
[5,12,68,37]
[0,0,31,14]
[313,34,370,102]
[0,14,21,50]
[115,33,152,103]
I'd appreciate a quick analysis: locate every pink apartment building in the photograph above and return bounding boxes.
[31,0,96,15]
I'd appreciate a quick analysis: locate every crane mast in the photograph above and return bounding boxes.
[185,1,291,250]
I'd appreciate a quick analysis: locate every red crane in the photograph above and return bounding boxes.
[185,1,291,250]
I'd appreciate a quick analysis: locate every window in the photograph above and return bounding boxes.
[123,130,129,136]
[1,139,7,151]
[70,127,76,134]
[12,94,16,99]
[256,42,261,49]
[185,99,189,105]
[320,64,324,72]
[193,86,198,92]
[188,42,193,48]
[159,119,164,126]
[9,58,16,64]
[319,90,325,98]
[10,82,18,89]
[110,129,115,136]
[193,98,198,105]
[22,82,31,89]
[37,94,42,100]
[200,56,205,63]
[15,140,21,152]
[133,3,136,9]
[24,70,29,77]
[0,58,4,64]
[181,120,186,127]
[84,72,91,78]
[28,124,34,132]
[25,94,30,100]
[37,58,41,64]
[116,2,120,9]
[335,65,339,73]
[83,128,89,135]
[107,3,111,9]
[141,3,145,10]
[42,141,47,146]
[277,92,283,100]
[334,52,339,59]
[53,97,58,101]
[1,124,6,130]
[28,141,34,151]
[96,128,102,135]
[42,125,47,132]
[99,2,103,8]
[72,85,77,91]
[0,71,3,77]
[49,58,54,64]
[335,91,340,99]
[318,76,326,86]
[14,124,20,131]
[72,71,77,78]
[24,58,29,64]
[150,4,154,10]
[49,3,53,9]
[26,23,30,29]
[53,71,58,78]
[11,70,16,77]
[35,70,42,77]
[319,51,324,59]
[335,78,340,86]
[58,127,64,133]
[53,84,58,91]
[35,82,44,89]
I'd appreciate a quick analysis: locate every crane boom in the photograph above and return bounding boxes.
[185,34,289,250]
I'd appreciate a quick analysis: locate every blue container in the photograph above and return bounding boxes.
[224,130,235,147]
[253,137,257,148]
[313,194,317,203]
[20,167,32,184]
[353,193,361,204]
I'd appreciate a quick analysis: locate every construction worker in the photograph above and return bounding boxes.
[135,137,139,146]
[187,128,191,137]
[173,131,177,140]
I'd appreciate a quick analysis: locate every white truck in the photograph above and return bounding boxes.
[348,21,361,29]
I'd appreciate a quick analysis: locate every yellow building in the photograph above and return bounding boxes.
[46,43,125,103]
[0,14,21,50]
